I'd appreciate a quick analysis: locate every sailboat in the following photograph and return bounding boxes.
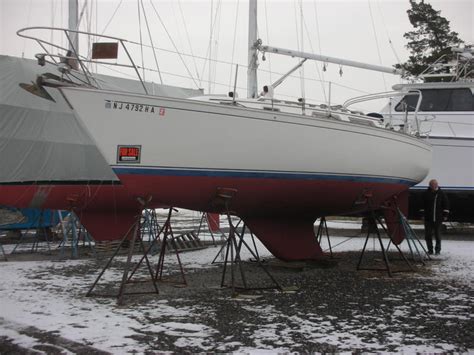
[0,1,431,260]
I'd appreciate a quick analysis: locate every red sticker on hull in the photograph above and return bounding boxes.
[117,145,141,163]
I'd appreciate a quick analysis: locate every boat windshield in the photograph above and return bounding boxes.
[395,88,474,112]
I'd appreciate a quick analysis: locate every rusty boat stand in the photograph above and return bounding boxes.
[316,216,333,258]
[213,188,282,295]
[86,200,186,305]
[356,194,414,277]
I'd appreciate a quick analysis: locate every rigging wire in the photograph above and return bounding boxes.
[227,0,240,91]
[50,0,56,53]
[208,0,213,93]
[293,1,306,100]
[137,0,146,80]
[77,1,88,31]
[298,2,327,102]
[60,0,63,49]
[263,0,272,83]
[95,0,98,72]
[299,0,306,100]
[368,0,387,91]
[375,0,402,67]
[77,1,88,58]
[86,0,94,70]
[199,0,222,92]
[312,0,327,101]
[293,1,300,53]
[105,36,370,95]
[100,0,123,35]
[84,0,90,68]
[22,0,34,57]
[148,0,199,88]
[166,68,363,102]
[170,2,187,70]
[211,0,223,93]
[140,0,163,84]
[177,0,201,86]
[87,0,93,34]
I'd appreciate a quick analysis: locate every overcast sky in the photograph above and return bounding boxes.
[1,0,473,110]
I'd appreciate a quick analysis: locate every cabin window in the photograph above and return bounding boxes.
[449,89,473,111]
[395,88,473,112]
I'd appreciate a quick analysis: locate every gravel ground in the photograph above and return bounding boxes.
[0,234,473,353]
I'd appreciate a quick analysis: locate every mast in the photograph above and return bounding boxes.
[68,0,79,52]
[247,0,258,98]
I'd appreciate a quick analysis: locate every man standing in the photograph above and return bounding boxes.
[423,179,450,255]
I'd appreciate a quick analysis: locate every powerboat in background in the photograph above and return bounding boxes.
[379,48,474,222]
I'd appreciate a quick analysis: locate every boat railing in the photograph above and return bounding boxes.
[343,90,423,136]
[17,27,151,94]
[418,46,474,82]
[207,96,385,127]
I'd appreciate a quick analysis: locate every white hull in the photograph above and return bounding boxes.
[417,136,474,190]
[62,87,431,185]
[388,112,473,190]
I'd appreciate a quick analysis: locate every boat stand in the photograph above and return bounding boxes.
[0,242,7,261]
[247,227,261,262]
[215,188,281,294]
[211,218,241,264]
[386,208,431,264]
[316,217,333,257]
[211,218,261,264]
[11,210,52,255]
[141,209,161,243]
[58,211,95,259]
[356,197,413,277]
[127,207,187,287]
[86,206,159,305]
[196,212,219,246]
[153,208,187,286]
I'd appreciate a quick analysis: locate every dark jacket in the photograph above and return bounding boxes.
[422,187,449,223]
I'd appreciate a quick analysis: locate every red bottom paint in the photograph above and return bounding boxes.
[0,174,411,261]
[206,213,220,232]
[244,216,324,260]
[382,191,409,245]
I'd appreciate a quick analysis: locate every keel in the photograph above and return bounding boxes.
[243,216,324,261]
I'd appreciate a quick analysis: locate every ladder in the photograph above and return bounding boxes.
[166,231,205,252]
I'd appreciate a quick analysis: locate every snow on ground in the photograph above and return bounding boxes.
[0,234,472,353]
[325,236,474,286]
